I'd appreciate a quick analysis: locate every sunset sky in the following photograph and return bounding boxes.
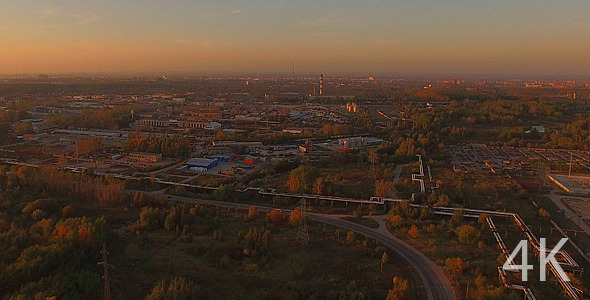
[1,0,589,75]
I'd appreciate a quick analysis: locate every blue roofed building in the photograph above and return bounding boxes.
[186,158,218,170]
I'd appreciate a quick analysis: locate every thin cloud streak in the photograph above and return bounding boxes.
[201,9,244,19]
[35,7,100,29]
[288,18,345,28]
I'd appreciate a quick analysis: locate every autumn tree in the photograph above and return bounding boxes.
[31,209,46,220]
[450,208,464,225]
[445,257,464,277]
[246,206,258,220]
[322,124,352,136]
[290,209,302,226]
[419,207,431,220]
[408,225,419,239]
[313,177,325,195]
[13,122,33,135]
[76,137,102,155]
[387,276,409,300]
[434,194,450,206]
[213,184,239,202]
[164,207,180,231]
[126,132,191,158]
[478,213,489,225]
[267,209,283,223]
[286,165,319,193]
[369,150,380,178]
[455,224,479,245]
[62,206,74,218]
[539,208,551,219]
[140,207,163,230]
[146,277,198,300]
[389,214,403,228]
[395,138,416,158]
[472,274,504,299]
[381,252,389,272]
[375,180,394,198]
[346,230,356,243]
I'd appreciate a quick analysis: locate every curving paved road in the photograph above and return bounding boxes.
[311,214,456,300]
[165,194,456,300]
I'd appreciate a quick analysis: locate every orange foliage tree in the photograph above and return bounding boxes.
[289,209,302,226]
[267,209,284,223]
[246,206,257,220]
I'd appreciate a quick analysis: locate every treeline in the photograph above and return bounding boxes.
[1,165,125,205]
[48,106,135,130]
[125,132,192,158]
[321,124,353,136]
[546,115,590,150]
[402,97,590,149]
[0,108,30,123]
[409,99,558,132]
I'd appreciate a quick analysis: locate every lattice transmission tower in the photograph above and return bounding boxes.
[296,199,310,245]
[98,243,113,300]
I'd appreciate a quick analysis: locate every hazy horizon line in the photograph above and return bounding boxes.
[1,70,589,81]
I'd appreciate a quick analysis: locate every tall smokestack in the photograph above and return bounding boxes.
[319,74,323,96]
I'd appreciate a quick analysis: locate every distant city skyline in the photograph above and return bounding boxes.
[1,0,590,76]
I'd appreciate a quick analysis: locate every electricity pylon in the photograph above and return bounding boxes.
[297,199,309,246]
[98,243,113,300]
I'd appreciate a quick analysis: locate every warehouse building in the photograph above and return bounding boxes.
[186,158,218,170]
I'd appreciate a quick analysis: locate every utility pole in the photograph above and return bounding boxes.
[98,243,113,300]
[297,199,309,245]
